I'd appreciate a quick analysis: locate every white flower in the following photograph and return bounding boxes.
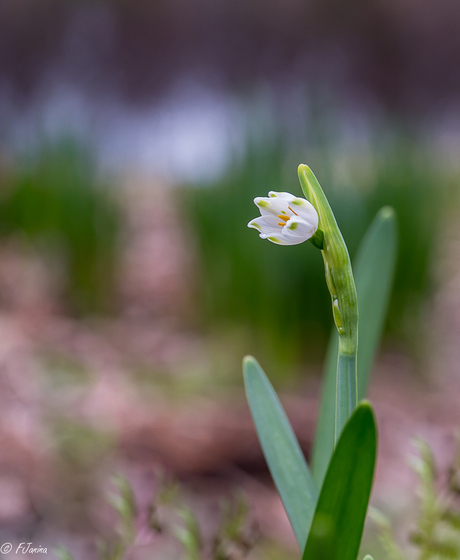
[247,191,319,245]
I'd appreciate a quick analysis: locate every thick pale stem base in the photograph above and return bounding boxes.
[335,345,358,444]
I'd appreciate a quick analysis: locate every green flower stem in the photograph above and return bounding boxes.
[298,165,358,442]
[337,349,357,439]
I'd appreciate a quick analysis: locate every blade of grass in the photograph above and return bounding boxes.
[243,356,318,549]
[311,207,397,487]
[302,402,377,560]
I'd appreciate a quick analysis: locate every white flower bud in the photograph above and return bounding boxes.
[247,191,319,246]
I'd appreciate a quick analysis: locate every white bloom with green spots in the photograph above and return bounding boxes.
[248,191,319,245]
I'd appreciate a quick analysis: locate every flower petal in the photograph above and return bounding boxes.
[249,190,319,246]
[266,229,306,245]
[254,196,291,217]
[262,234,290,245]
[268,191,297,202]
[283,216,318,241]
[289,198,319,226]
[247,215,282,236]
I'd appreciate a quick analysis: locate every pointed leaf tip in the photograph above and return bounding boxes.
[357,399,372,411]
[297,163,309,173]
[378,206,396,221]
[243,357,318,548]
[243,355,256,368]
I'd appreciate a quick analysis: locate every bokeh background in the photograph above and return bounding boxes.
[0,1,460,558]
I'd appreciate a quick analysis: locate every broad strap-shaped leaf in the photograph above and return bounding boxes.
[354,207,398,399]
[243,356,318,549]
[302,402,377,560]
[311,207,397,487]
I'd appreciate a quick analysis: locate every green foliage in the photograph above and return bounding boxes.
[108,475,137,545]
[302,402,377,560]
[372,437,460,559]
[54,547,76,560]
[55,475,137,560]
[56,472,258,560]
[408,439,460,558]
[149,469,180,533]
[174,508,203,560]
[243,355,318,549]
[53,419,114,471]
[242,183,387,558]
[181,120,449,369]
[243,359,378,558]
[0,137,120,313]
[312,207,398,487]
[369,508,405,560]
[173,494,258,560]
[213,494,259,560]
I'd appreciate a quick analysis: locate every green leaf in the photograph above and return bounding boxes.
[354,207,398,398]
[243,356,318,549]
[302,402,377,560]
[311,207,397,487]
[54,548,75,560]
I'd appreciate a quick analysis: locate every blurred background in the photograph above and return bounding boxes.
[0,0,460,558]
